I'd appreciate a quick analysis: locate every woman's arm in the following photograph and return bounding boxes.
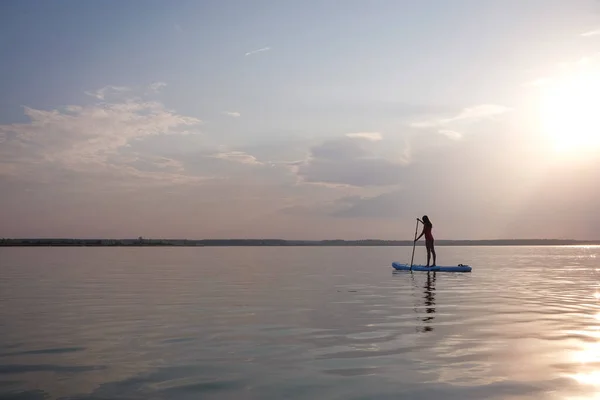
[415,228,425,241]
[415,218,424,241]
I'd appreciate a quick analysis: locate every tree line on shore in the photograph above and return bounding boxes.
[1,238,598,246]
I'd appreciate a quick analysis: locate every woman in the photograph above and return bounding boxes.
[415,215,436,267]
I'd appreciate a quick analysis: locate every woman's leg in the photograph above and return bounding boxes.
[431,241,436,266]
[426,243,431,266]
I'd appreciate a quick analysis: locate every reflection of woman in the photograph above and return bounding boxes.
[421,272,436,332]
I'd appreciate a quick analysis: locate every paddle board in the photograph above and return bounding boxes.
[392,262,472,272]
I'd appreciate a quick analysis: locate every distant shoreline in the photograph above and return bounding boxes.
[1,239,599,247]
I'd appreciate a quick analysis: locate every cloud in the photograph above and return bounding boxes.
[581,29,600,37]
[526,53,600,88]
[153,157,184,170]
[0,86,205,186]
[409,104,510,139]
[208,151,262,165]
[330,191,406,218]
[147,82,167,93]
[438,130,462,140]
[223,111,241,118]
[118,154,187,174]
[245,47,271,56]
[286,123,539,228]
[85,82,167,100]
[174,24,183,33]
[294,137,410,187]
[410,104,510,128]
[84,85,131,100]
[441,104,510,124]
[282,191,407,218]
[345,132,382,141]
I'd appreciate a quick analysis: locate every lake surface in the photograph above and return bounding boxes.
[1,245,599,400]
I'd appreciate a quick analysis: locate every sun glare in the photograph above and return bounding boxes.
[539,71,600,153]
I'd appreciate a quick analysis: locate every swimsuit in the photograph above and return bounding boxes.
[424,224,433,241]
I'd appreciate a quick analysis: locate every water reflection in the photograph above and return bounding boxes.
[406,271,437,333]
[566,287,600,391]
[422,272,436,332]
[423,272,435,332]
[3,246,600,399]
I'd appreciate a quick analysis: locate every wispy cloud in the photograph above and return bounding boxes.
[148,82,167,93]
[581,29,600,37]
[410,104,510,127]
[345,132,382,141]
[438,130,463,140]
[85,82,167,100]
[146,156,186,172]
[174,24,183,33]
[409,104,510,139]
[245,47,271,56]
[84,85,131,100]
[292,137,410,188]
[223,111,241,118]
[444,104,510,123]
[524,53,600,88]
[209,151,262,165]
[0,87,204,186]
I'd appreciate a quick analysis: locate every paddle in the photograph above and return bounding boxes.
[410,218,420,271]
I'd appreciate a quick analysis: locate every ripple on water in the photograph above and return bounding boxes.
[1,246,600,399]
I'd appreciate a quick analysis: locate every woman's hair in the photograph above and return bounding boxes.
[422,215,432,227]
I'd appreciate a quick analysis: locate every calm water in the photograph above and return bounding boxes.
[1,246,599,400]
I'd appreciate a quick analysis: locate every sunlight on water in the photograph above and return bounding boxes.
[569,371,600,386]
[565,268,600,397]
[571,343,600,364]
[0,245,599,399]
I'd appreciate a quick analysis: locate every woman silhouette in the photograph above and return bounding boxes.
[415,215,436,267]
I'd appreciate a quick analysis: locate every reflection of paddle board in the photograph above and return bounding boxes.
[392,262,472,272]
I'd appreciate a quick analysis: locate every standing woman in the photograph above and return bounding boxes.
[415,215,436,267]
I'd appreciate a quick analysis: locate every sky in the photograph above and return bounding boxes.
[2,0,600,240]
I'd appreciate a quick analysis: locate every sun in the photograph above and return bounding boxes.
[539,70,600,154]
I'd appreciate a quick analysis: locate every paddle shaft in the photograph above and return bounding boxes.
[410,218,420,271]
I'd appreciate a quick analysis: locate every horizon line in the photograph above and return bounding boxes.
[2,237,600,244]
